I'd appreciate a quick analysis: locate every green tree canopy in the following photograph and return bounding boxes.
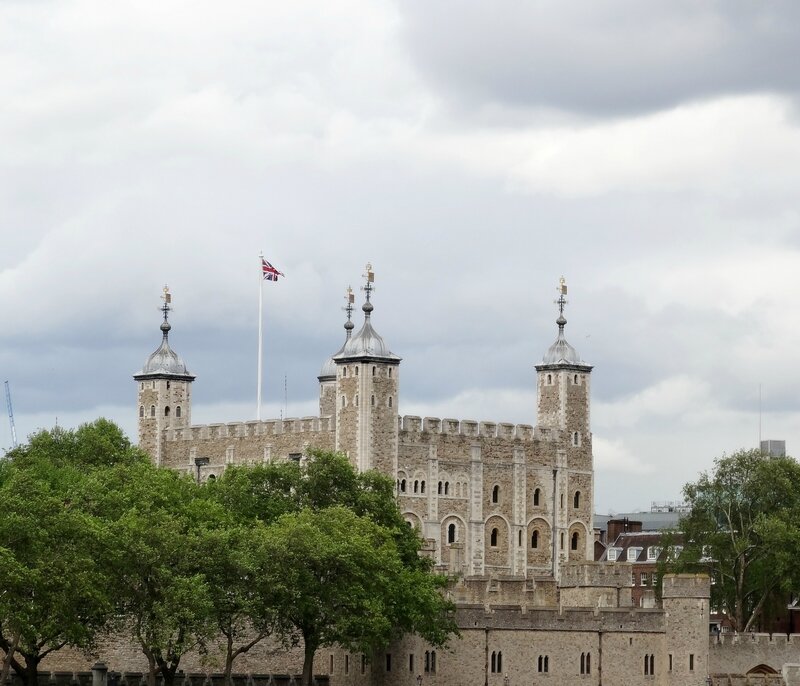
[260,506,455,686]
[677,448,800,632]
[0,420,145,685]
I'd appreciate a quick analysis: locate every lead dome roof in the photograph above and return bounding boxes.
[134,318,195,380]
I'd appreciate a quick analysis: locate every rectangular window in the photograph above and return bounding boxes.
[345,655,349,675]
[329,655,334,674]
[689,654,695,671]
[409,654,414,672]
[385,654,391,672]
[641,572,649,586]
[632,571,637,586]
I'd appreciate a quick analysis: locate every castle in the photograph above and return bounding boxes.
[126,270,721,686]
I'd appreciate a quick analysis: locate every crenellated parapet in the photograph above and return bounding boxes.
[399,415,535,441]
[164,416,335,442]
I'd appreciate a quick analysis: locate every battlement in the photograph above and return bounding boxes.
[661,573,711,599]
[164,416,334,442]
[455,604,665,633]
[713,633,800,648]
[399,415,535,441]
[560,562,633,588]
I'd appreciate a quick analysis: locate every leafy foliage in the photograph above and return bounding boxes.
[677,449,800,632]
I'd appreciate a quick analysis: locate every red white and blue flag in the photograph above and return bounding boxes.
[262,259,284,282]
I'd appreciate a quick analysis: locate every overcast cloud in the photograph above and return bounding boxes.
[1,1,799,513]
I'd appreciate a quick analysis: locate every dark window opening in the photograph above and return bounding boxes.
[531,530,539,549]
[490,528,498,547]
[492,484,499,503]
[533,488,540,506]
[571,531,579,551]
[448,523,456,543]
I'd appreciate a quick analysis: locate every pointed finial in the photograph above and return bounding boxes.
[343,286,355,338]
[160,285,172,338]
[554,276,568,332]
[361,263,375,316]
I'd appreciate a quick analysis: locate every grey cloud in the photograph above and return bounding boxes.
[395,1,800,117]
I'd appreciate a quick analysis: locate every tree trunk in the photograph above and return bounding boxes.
[224,634,235,686]
[145,651,158,686]
[301,635,317,686]
[0,631,21,685]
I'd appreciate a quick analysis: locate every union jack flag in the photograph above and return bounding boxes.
[262,259,284,282]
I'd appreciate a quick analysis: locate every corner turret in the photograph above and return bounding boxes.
[134,286,194,465]
[333,264,401,475]
[534,278,594,578]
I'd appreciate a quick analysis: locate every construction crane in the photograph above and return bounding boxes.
[5,380,18,449]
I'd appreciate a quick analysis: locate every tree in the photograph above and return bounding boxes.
[0,420,143,685]
[84,461,218,686]
[209,451,456,686]
[677,449,800,632]
[259,507,456,686]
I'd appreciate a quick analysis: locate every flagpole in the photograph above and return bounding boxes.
[257,251,263,421]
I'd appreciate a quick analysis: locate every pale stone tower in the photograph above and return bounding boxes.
[534,277,593,579]
[133,287,195,466]
[333,264,401,475]
[318,287,356,420]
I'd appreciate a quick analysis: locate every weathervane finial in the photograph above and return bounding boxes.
[159,285,172,339]
[554,276,568,332]
[361,263,375,317]
[343,286,355,337]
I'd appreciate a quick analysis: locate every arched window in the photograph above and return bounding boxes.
[574,491,581,508]
[560,493,564,508]
[497,652,502,673]
[414,480,419,493]
[587,653,591,674]
[438,481,443,495]
[371,395,375,407]
[571,531,579,551]
[547,373,552,384]
[343,367,347,377]
[448,523,456,543]
[355,366,358,376]
[430,651,436,674]
[581,653,585,674]
[650,655,655,674]
[164,406,170,417]
[372,366,376,376]
[400,479,406,492]
[176,406,181,418]
[492,485,499,503]
[388,368,392,378]
[421,480,426,493]
[644,654,650,676]
[444,482,449,495]
[341,396,345,408]
[490,528,498,547]
[388,396,393,408]
[574,374,578,384]
[531,530,539,549]
[206,474,216,482]
[533,488,540,506]
[139,405,144,418]
[150,405,155,417]
[573,431,580,446]
[491,652,497,673]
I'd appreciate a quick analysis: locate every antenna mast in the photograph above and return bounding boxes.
[5,381,18,449]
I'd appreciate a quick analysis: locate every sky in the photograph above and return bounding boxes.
[1,1,800,513]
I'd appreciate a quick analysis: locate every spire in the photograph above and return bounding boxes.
[537,276,590,368]
[134,286,194,380]
[333,262,400,363]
